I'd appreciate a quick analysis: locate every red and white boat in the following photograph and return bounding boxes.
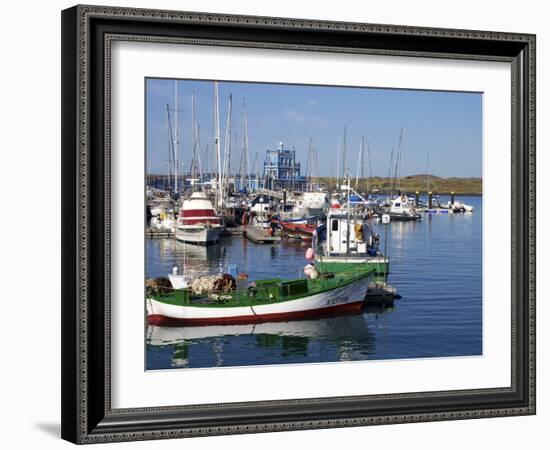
[175,192,223,244]
[279,221,316,241]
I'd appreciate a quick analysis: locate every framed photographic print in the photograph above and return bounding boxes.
[61,4,536,444]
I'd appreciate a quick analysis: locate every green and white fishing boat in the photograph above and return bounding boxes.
[146,263,375,326]
[314,180,390,275]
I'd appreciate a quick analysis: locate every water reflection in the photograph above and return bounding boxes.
[147,313,378,369]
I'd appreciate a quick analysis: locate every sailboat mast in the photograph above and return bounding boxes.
[191,90,196,185]
[341,125,347,180]
[388,146,394,198]
[394,126,404,193]
[312,144,316,190]
[204,143,209,175]
[166,103,175,192]
[336,138,340,189]
[367,140,372,194]
[355,134,364,189]
[426,149,430,193]
[196,123,203,182]
[252,151,258,190]
[222,93,233,200]
[173,80,179,194]
[307,137,313,191]
[345,176,351,255]
[214,82,222,205]
[243,99,251,192]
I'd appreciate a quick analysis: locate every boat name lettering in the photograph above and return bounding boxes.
[327,295,349,306]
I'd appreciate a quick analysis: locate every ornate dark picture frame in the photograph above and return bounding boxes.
[61,4,536,444]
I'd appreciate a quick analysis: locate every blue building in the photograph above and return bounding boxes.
[233,174,261,193]
[263,142,307,191]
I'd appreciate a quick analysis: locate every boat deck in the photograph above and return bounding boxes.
[151,264,374,309]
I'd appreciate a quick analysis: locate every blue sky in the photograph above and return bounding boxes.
[146,78,482,178]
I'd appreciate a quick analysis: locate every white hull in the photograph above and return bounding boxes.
[175,226,222,244]
[147,273,372,324]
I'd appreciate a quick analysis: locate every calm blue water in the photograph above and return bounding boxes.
[146,196,482,369]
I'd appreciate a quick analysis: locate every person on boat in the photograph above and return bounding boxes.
[268,214,278,236]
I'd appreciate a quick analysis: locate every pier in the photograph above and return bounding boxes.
[243,227,281,244]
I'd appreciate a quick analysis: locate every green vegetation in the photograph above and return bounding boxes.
[316,174,482,195]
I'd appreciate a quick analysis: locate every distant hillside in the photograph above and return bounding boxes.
[316,174,482,195]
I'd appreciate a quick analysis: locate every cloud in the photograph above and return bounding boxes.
[307,99,319,107]
[284,110,329,128]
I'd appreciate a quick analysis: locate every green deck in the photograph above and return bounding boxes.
[149,263,375,309]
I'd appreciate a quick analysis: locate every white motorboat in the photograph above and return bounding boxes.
[314,180,389,274]
[175,192,223,244]
[449,200,475,213]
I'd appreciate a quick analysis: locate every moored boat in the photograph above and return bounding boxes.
[175,192,223,244]
[279,220,317,241]
[292,191,329,217]
[314,211,389,275]
[383,194,422,221]
[314,180,390,274]
[449,200,474,213]
[146,264,375,326]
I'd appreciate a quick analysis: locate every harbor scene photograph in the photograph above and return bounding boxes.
[145,78,482,370]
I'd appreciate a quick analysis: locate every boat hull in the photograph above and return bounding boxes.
[280,221,316,240]
[385,212,421,221]
[175,226,221,244]
[147,274,371,326]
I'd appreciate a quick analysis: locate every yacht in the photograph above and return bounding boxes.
[175,192,223,244]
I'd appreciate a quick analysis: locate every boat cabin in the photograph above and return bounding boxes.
[389,195,415,214]
[322,212,378,256]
